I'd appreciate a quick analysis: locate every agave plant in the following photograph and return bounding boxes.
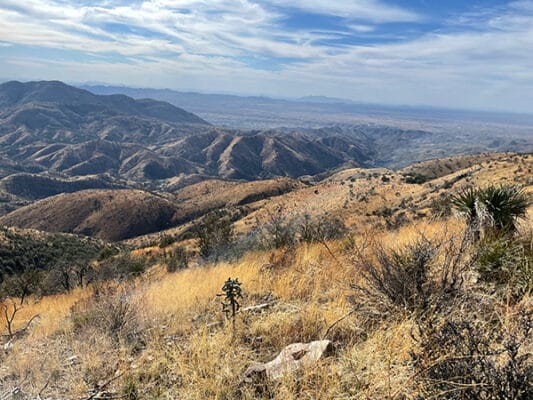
[451,185,530,240]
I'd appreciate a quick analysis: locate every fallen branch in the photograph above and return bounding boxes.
[321,309,357,340]
[0,314,40,340]
[83,371,124,400]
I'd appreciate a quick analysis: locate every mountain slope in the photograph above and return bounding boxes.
[0,173,125,200]
[1,80,531,210]
[0,189,180,241]
[0,80,209,125]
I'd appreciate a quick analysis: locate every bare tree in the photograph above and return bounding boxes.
[1,299,21,339]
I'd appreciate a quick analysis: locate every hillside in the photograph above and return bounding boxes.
[399,152,515,179]
[125,152,532,247]
[0,227,105,275]
[172,178,304,223]
[0,173,125,200]
[0,153,531,399]
[0,189,179,241]
[0,177,306,241]
[0,80,209,126]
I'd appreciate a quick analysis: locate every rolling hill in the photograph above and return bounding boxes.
[0,189,179,241]
[0,177,306,241]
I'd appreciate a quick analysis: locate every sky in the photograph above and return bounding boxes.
[1,0,533,113]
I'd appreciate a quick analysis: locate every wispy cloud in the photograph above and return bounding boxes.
[265,0,422,22]
[0,0,533,112]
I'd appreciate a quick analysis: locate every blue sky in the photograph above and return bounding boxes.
[1,0,533,113]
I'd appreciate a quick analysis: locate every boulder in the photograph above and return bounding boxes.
[243,340,333,382]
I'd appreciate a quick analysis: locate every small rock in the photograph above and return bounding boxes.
[66,355,79,365]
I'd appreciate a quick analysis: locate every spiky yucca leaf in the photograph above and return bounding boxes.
[480,185,530,234]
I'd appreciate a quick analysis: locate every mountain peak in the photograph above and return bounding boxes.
[0,80,209,125]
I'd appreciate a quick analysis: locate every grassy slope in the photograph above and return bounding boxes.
[0,153,531,398]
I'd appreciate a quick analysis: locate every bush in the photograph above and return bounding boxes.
[97,253,147,280]
[429,193,452,219]
[261,206,297,249]
[166,246,189,272]
[159,234,176,249]
[299,213,347,244]
[70,283,141,345]
[476,237,532,302]
[38,263,95,294]
[413,307,532,400]
[403,173,429,184]
[350,236,468,319]
[195,210,234,261]
[0,269,42,303]
[98,245,120,261]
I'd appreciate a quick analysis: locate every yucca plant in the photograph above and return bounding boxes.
[451,187,482,241]
[451,185,530,240]
[481,185,530,236]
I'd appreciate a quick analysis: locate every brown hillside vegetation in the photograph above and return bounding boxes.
[0,153,531,399]
[399,152,515,179]
[126,152,533,248]
[0,178,305,243]
[234,153,532,233]
[173,178,304,222]
[0,173,124,201]
[0,189,178,241]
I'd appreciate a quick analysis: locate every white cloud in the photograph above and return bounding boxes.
[1,0,533,112]
[265,0,421,22]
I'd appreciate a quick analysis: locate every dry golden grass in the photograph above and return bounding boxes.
[1,153,531,398]
[0,287,90,338]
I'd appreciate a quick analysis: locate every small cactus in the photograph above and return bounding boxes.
[218,277,242,329]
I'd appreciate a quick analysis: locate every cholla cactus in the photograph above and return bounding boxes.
[219,277,242,321]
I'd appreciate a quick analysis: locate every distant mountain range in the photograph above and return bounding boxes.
[80,84,533,130]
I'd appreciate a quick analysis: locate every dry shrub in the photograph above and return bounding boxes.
[70,283,143,347]
[350,235,469,321]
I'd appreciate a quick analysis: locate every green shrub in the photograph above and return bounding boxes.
[476,237,532,301]
[98,246,120,261]
[403,173,429,184]
[98,253,147,280]
[166,246,189,272]
[159,234,176,248]
[195,210,234,261]
[452,185,530,240]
